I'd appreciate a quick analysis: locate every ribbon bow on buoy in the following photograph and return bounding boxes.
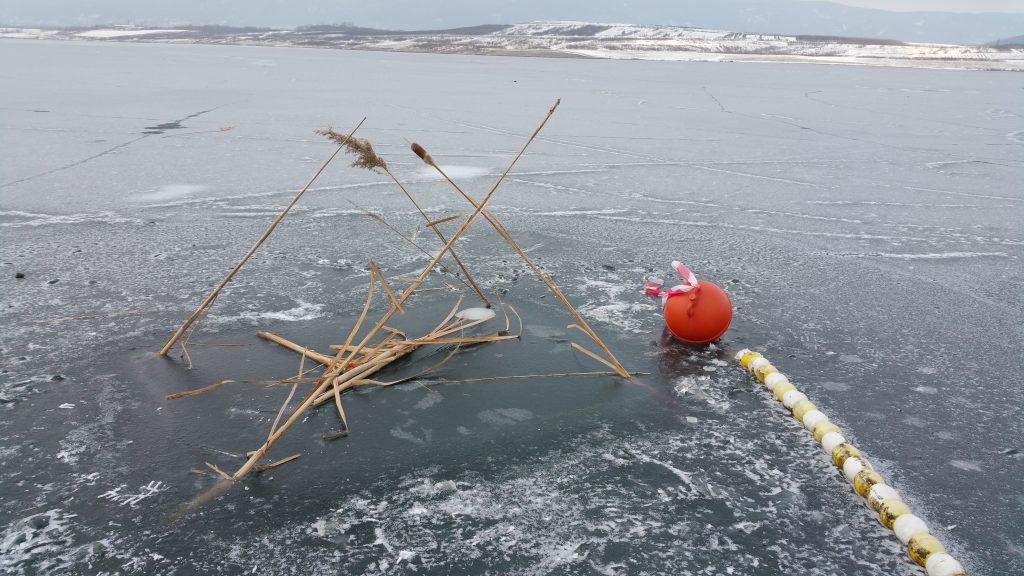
[644,261,733,344]
[644,261,699,308]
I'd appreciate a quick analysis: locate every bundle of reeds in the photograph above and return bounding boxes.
[163,100,640,481]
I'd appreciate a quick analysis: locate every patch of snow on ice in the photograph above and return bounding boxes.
[416,165,491,180]
[577,277,652,334]
[0,210,140,228]
[1,509,106,573]
[98,481,166,507]
[132,184,208,203]
[949,460,983,472]
[478,408,534,426]
[854,251,1010,260]
[207,300,324,326]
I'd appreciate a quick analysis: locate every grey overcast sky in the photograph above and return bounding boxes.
[833,0,1024,11]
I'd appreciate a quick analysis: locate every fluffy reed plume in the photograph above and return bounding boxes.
[316,128,388,172]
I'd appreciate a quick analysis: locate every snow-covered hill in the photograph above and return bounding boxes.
[3,21,1022,71]
[489,22,1024,69]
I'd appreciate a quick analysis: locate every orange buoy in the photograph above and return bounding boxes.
[663,281,733,344]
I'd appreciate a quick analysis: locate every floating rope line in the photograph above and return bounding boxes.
[734,349,968,576]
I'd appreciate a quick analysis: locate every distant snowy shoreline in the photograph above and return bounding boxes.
[3,21,1022,71]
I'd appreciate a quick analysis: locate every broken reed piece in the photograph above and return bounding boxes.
[408,133,630,379]
[228,101,562,481]
[158,118,367,357]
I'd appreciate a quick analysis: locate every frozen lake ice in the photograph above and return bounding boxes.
[1,39,1022,574]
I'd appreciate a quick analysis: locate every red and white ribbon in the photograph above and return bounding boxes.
[644,261,699,307]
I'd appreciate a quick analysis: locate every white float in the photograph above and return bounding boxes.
[747,357,770,374]
[820,431,846,454]
[893,514,929,545]
[843,456,868,482]
[781,390,807,409]
[867,484,900,512]
[802,409,828,431]
[764,372,789,392]
[925,553,967,576]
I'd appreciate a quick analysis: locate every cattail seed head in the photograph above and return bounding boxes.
[411,142,434,165]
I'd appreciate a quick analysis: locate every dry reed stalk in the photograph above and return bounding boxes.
[205,462,232,480]
[254,453,300,472]
[229,101,560,480]
[313,267,390,434]
[323,303,516,389]
[409,137,629,379]
[268,353,304,440]
[348,201,461,279]
[318,127,491,307]
[380,168,491,307]
[331,386,349,434]
[410,335,518,345]
[328,342,403,364]
[165,381,231,401]
[364,334,401,361]
[158,118,366,357]
[426,214,463,228]
[316,99,558,384]
[328,344,363,352]
[430,371,650,384]
[236,350,397,477]
[368,260,404,315]
[381,326,407,338]
[336,270,377,359]
[570,342,623,373]
[305,265,377,406]
[313,335,439,405]
[310,302,515,403]
[171,476,234,523]
[165,376,320,401]
[351,345,462,387]
[310,346,413,405]
[257,331,334,365]
[179,326,196,369]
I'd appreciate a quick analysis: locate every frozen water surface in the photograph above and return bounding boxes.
[1,40,1022,574]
